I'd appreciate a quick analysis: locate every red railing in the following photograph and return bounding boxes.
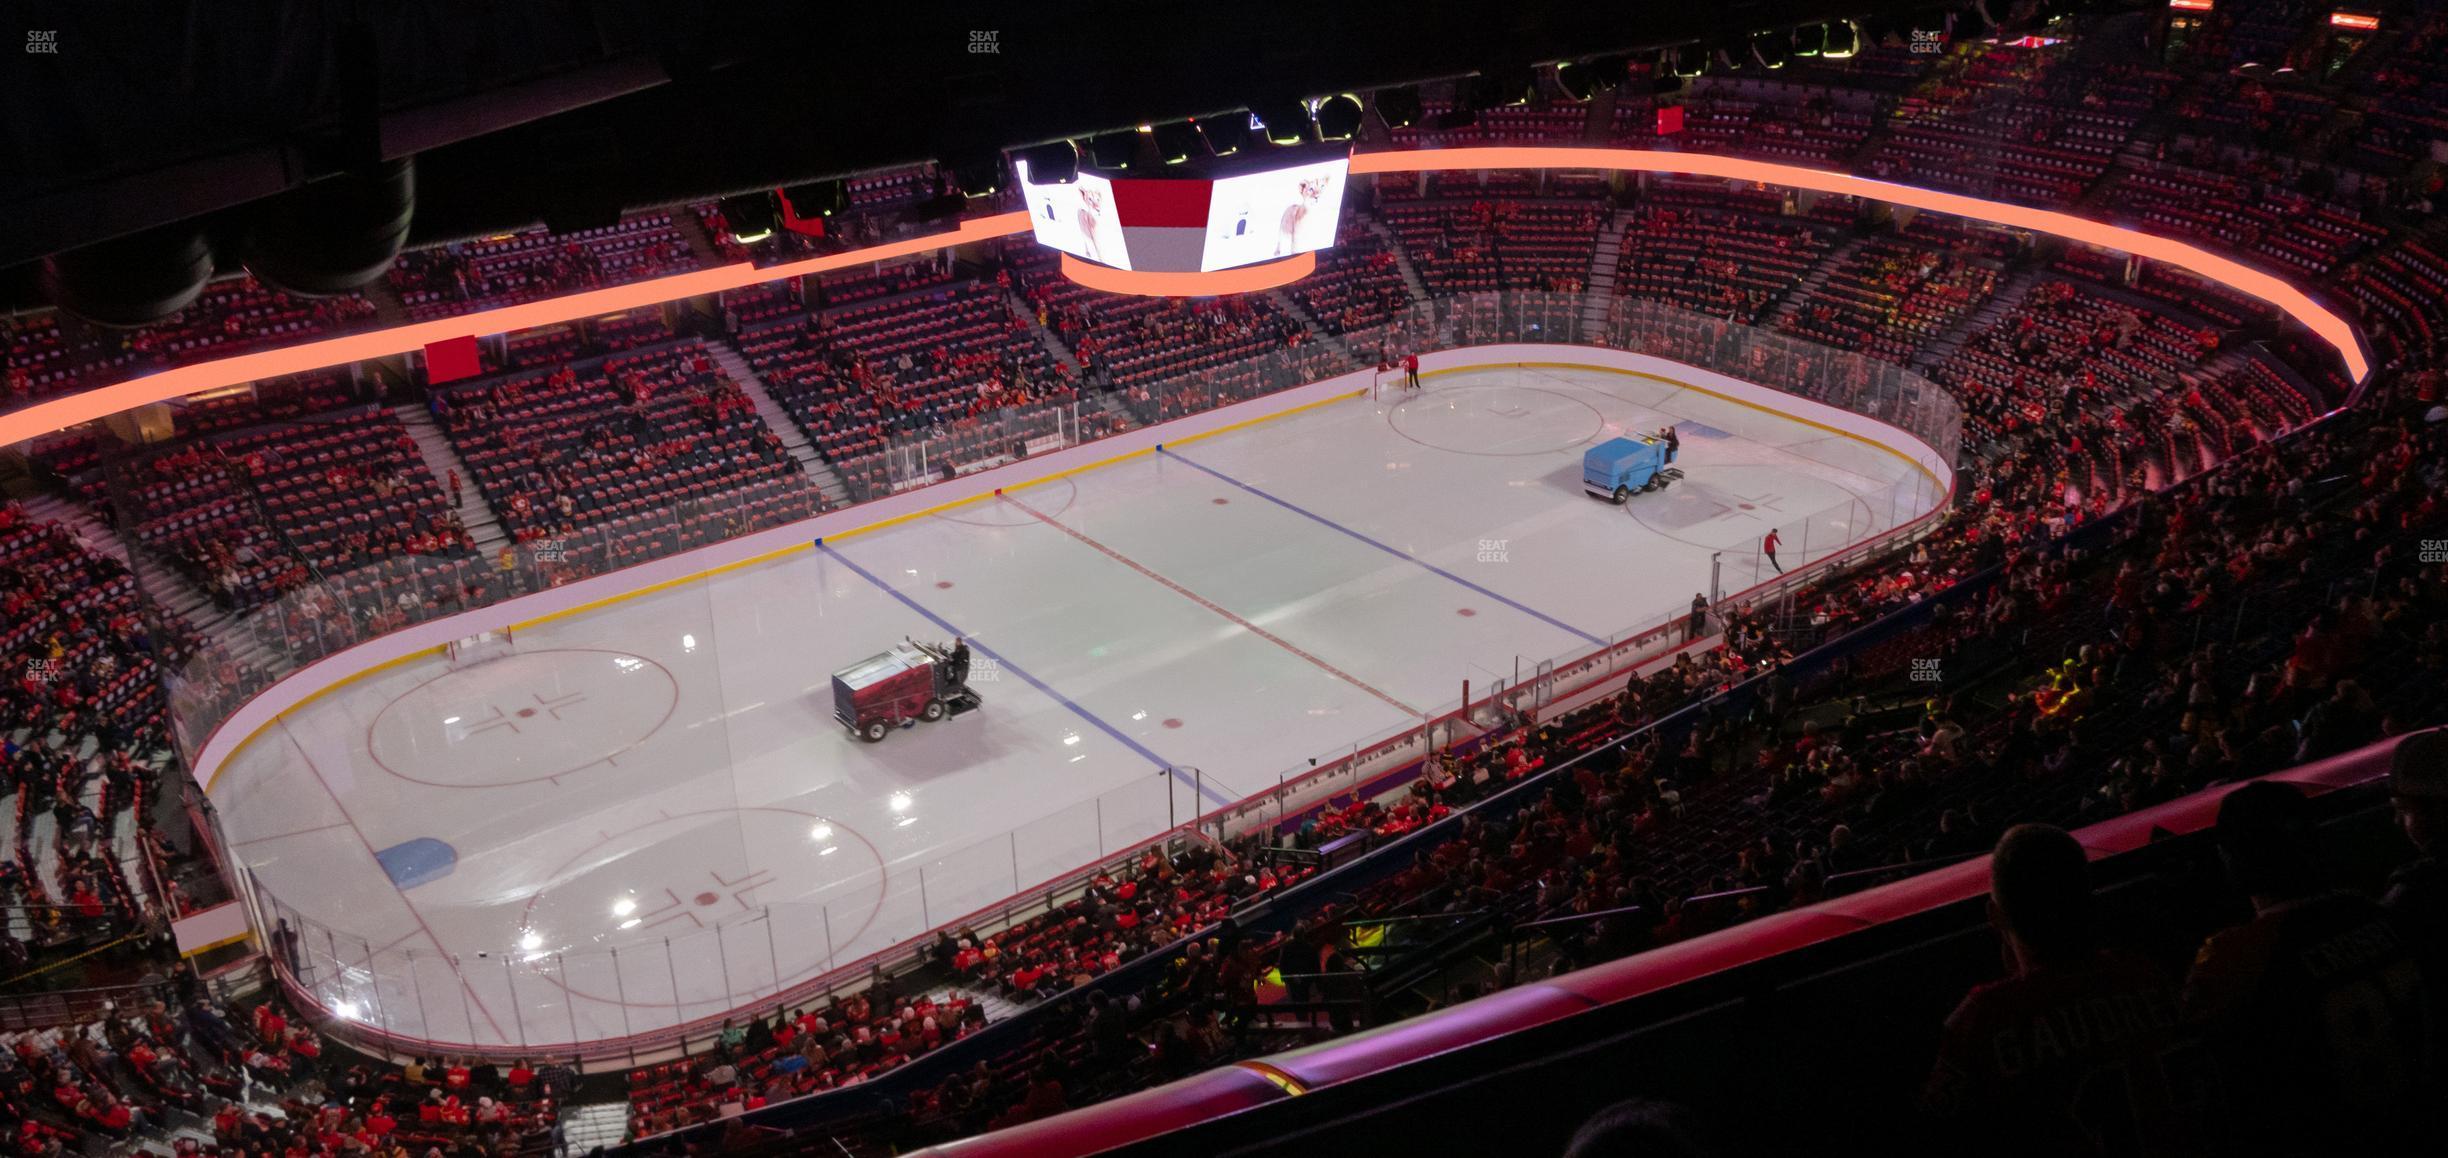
[939,734,2405,1156]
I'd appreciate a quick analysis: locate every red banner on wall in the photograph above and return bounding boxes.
[423,335,483,385]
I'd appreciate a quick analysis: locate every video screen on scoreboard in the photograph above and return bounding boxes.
[1199,157,1349,272]
[1016,159,1133,270]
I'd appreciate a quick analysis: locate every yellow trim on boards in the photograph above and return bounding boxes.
[201,382,1367,792]
[180,930,255,958]
[1496,360,1948,490]
[820,385,1370,545]
[204,644,452,793]
[200,360,1934,793]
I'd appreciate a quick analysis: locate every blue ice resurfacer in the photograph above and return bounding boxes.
[1582,434,1682,504]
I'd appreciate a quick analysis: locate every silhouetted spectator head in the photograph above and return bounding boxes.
[1563,1097,1714,1158]
[2215,780,2319,902]
[1987,824,2093,965]
[2388,728,2448,855]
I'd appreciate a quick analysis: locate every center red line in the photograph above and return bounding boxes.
[1000,493,1424,719]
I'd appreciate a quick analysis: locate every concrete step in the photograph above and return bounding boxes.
[15,493,131,569]
[391,405,508,550]
[702,339,841,510]
[674,206,731,270]
[1582,211,1630,333]
[1006,287,1080,373]
[1269,287,1351,363]
[25,812,64,901]
[112,807,155,912]
[1911,266,2041,374]
[1582,84,1619,145]
[963,988,1030,1026]
[16,493,229,632]
[359,269,413,328]
[1361,214,1434,306]
[1773,233,1877,324]
[561,1101,632,1153]
[1094,389,1138,433]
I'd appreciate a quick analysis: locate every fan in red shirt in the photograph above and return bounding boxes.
[252,1003,287,1044]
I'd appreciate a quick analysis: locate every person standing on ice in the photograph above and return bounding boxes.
[1763,529,1784,574]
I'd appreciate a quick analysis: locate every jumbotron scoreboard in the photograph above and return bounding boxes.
[1014,136,1351,277]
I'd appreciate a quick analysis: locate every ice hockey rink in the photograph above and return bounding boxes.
[209,360,1943,1049]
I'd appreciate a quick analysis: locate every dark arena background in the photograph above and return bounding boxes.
[3,1,2445,1156]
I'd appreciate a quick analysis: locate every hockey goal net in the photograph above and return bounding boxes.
[445,628,516,669]
[1371,367,1411,402]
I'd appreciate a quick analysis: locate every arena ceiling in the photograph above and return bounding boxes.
[0,0,1952,306]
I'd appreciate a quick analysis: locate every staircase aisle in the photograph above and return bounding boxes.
[703,340,853,509]
[674,206,731,270]
[1270,287,1351,363]
[16,492,130,569]
[1581,211,1629,335]
[1000,283,1145,434]
[15,493,238,646]
[1092,388,1139,432]
[561,1102,632,1153]
[1363,215,1434,307]
[966,988,1030,1026]
[111,792,154,914]
[1770,233,1875,325]
[1910,266,2038,376]
[360,272,413,328]
[1006,287,1081,370]
[392,404,509,557]
[2079,135,2158,214]
[1582,86,1620,144]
